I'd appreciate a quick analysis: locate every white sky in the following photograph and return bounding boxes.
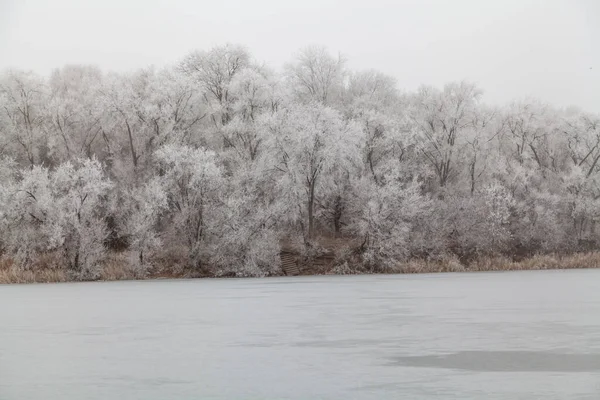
[1,0,599,110]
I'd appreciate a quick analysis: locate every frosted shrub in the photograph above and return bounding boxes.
[453,183,516,255]
[353,177,430,269]
[52,159,112,277]
[118,178,168,269]
[1,158,111,278]
[155,144,224,270]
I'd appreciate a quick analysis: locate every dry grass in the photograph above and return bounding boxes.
[395,255,467,274]
[3,251,600,284]
[0,249,198,284]
[98,254,200,280]
[324,251,600,275]
[467,252,600,272]
[0,258,68,284]
[98,255,144,281]
[391,252,600,275]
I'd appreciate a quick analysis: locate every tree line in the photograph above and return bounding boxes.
[1,44,599,278]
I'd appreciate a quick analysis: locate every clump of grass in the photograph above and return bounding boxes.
[329,252,600,275]
[0,257,68,284]
[461,252,600,272]
[98,253,145,281]
[560,252,600,269]
[395,255,465,274]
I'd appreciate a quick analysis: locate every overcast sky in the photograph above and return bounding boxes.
[1,0,599,110]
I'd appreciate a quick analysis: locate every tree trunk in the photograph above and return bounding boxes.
[308,178,316,238]
[333,195,343,236]
[470,160,476,195]
[125,120,138,168]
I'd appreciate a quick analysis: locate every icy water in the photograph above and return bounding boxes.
[2,270,600,399]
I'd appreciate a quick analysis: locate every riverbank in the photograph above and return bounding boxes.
[2,252,600,284]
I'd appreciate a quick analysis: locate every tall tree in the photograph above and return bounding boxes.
[285,46,345,105]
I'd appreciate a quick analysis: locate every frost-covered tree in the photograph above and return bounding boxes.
[352,176,430,269]
[52,159,113,276]
[118,179,168,268]
[155,144,224,270]
[180,44,251,126]
[0,70,50,166]
[211,170,283,277]
[344,69,399,110]
[47,65,104,162]
[266,103,361,241]
[411,82,482,189]
[1,158,112,278]
[0,156,18,254]
[220,68,285,164]
[285,46,345,105]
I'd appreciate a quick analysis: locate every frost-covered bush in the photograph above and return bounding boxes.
[444,183,516,257]
[155,144,224,271]
[117,178,168,270]
[0,157,18,254]
[156,144,283,277]
[53,159,113,277]
[210,192,282,277]
[1,158,111,278]
[351,177,431,269]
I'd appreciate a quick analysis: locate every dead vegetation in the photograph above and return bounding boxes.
[331,252,600,275]
[0,257,68,284]
[3,249,600,284]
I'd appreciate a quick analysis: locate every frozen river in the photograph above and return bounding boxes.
[2,270,600,399]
